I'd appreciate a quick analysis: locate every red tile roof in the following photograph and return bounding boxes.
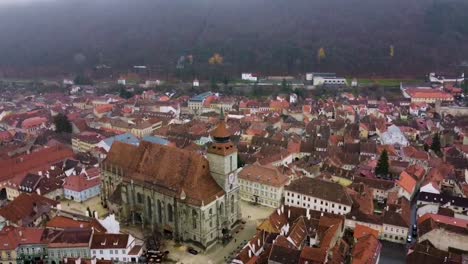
[353,224,379,240]
[13,227,44,245]
[239,163,289,188]
[352,234,381,264]
[46,215,107,233]
[0,145,74,182]
[104,141,225,206]
[211,121,231,139]
[299,246,327,263]
[48,228,93,248]
[397,171,417,194]
[417,213,468,228]
[406,88,453,100]
[0,193,59,224]
[94,104,114,114]
[22,117,48,129]
[64,174,101,192]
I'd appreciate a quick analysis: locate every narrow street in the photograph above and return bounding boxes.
[379,241,406,264]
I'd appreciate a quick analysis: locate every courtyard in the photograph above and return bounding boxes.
[59,196,108,218]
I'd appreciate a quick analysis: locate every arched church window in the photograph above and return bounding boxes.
[231,195,235,214]
[147,196,152,218]
[157,200,162,223]
[192,209,198,229]
[168,204,173,222]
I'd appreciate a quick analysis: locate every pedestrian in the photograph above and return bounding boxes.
[235,239,237,243]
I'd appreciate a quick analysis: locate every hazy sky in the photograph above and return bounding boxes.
[0,0,56,5]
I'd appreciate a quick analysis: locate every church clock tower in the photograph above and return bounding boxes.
[207,115,241,227]
[207,117,238,191]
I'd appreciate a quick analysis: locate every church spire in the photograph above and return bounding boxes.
[220,108,225,121]
[211,118,231,143]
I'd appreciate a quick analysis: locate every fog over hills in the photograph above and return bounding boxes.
[0,0,467,78]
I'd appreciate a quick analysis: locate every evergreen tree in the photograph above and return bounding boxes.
[281,78,291,93]
[237,153,245,168]
[54,113,72,133]
[73,74,93,85]
[119,87,133,99]
[462,80,468,95]
[375,149,389,177]
[431,133,441,154]
[423,143,429,152]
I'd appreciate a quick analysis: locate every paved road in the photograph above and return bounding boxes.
[380,241,406,264]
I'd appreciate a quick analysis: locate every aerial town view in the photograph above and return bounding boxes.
[0,1,468,264]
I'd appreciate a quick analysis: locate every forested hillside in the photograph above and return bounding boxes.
[0,0,467,78]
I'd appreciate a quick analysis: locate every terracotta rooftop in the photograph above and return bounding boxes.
[0,226,45,250]
[46,215,107,233]
[397,171,417,194]
[286,178,353,206]
[211,120,231,139]
[406,88,453,100]
[0,145,74,182]
[352,234,381,264]
[239,163,289,188]
[49,228,93,248]
[0,193,59,225]
[299,246,327,263]
[353,224,379,240]
[64,174,101,192]
[104,141,225,206]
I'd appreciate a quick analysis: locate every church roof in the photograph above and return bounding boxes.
[211,121,231,139]
[104,141,225,206]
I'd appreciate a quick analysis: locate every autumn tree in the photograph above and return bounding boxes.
[317,47,326,63]
[375,149,389,177]
[209,53,224,65]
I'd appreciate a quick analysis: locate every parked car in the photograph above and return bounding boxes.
[187,247,198,255]
[412,224,418,237]
[406,235,412,244]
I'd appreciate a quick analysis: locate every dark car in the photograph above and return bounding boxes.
[412,224,418,237]
[187,247,199,255]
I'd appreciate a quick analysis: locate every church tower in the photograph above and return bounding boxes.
[207,115,238,191]
[207,114,241,227]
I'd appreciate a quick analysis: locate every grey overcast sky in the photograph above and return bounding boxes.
[0,0,56,5]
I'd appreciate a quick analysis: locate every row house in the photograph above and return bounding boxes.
[417,214,468,252]
[238,163,289,208]
[90,233,143,263]
[416,191,468,219]
[285,178,353,215]
[72,132,106,153]
[345,207,409,244]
